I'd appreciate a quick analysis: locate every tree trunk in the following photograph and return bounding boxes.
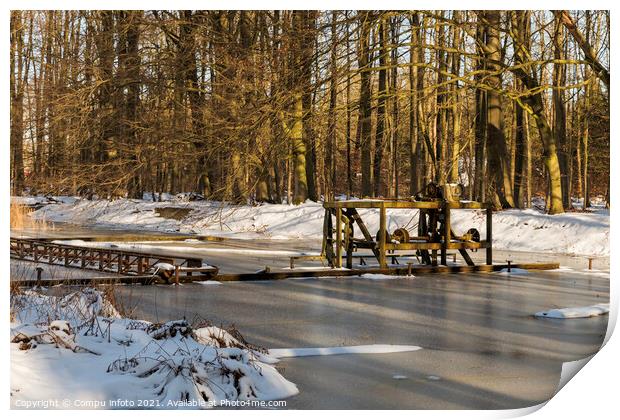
[408,13,420,196]
[373,17,388,197]
[10,11,25,195]
[449,11,463,184]
[435,12,447,184]
[358,12,373,197]
[291,94,307,204]
[511,11,564,214]
[326,11,338,201]
[473,16,487,202]
[553,15,569,209]
[484,11,514,208]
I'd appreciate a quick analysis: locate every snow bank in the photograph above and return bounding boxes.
[535,303,610,319]
[11,289,297,409]
[26,196,609,255]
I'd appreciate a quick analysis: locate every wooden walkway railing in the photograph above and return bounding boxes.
[9,237,216,278]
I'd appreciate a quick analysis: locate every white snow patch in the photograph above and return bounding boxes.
[54,240,316,258]
[359,273,413,280]
[535,303,610,319]
[497,268,529,275]
[153,262,175,271]
[268,344,422,358]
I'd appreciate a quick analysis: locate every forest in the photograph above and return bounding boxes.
[9,10,610,214]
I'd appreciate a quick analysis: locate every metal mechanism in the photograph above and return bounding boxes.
[10,237,218,282]
[321,183,492,269]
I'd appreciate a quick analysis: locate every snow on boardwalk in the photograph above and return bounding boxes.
[24,196,609,256]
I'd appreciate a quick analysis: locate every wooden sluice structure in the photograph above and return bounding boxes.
[320,183,493,269]
[10,183,560,286]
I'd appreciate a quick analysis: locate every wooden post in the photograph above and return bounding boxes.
[441,205,450,265]
[379,203,387,268]
[486,206,493,265]
[324,209,335,266]
[321,208,330,257]
[345,211,354,269]
[335,207,342,268]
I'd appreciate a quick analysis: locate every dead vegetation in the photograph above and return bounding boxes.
[10,202,53,231]
[10,286,286,405]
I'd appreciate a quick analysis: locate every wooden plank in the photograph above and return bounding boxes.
[446,202,490,209]
[445,241,491,250]
[324,200,442,209]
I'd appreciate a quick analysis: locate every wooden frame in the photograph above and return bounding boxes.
[322,199,492,269]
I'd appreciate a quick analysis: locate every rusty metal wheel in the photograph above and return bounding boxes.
[392,227,410,243]
[466,228,481,242]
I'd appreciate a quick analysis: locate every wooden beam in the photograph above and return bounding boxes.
[214,262,560,282]
[324,200,442,209]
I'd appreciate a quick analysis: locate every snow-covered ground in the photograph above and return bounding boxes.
[11,288,424,409]
[11,288,298,409]
[18,195,610,256]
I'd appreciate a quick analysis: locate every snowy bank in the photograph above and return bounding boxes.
[11,288,297,409]
[535,303,610,319]
[24,196,609,256]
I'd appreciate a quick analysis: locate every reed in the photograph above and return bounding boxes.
[10,202,53,231]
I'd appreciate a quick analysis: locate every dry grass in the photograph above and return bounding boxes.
[10,202,53,231]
